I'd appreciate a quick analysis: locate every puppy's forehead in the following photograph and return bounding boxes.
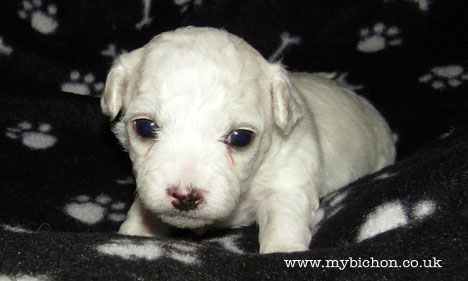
[134,33,270,108]
[145,27,264,65]
[139,28,270,87]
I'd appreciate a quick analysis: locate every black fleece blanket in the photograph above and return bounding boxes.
[1,0,467,280]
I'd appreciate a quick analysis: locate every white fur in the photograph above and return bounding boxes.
[101,27,396,254]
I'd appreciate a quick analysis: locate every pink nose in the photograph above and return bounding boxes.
[167,185,203,211]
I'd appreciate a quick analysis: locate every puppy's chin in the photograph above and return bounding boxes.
[159,214,215,229]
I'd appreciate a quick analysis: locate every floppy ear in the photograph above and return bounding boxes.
[270,65,302,135]
[101,48,144,120]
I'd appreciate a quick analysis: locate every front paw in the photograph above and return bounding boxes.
[118,219,158,237]
[260,240,309,254]
[118,199,170,237]
[259,222,311,254]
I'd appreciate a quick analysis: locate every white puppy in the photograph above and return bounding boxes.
[101,26,396,254]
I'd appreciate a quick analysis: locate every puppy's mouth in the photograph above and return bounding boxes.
[157,201,236,229]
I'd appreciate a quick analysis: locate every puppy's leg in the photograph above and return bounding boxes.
[119,198,170,237]
[257,187,318,254]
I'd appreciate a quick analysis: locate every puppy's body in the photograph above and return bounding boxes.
[101,27,395,253]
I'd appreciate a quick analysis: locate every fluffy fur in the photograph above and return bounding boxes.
[101,26,396,253]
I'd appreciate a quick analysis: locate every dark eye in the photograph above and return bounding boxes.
[226,129,254,148]
[134,119,159,139]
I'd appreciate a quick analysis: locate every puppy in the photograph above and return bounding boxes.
[101,26,396,254]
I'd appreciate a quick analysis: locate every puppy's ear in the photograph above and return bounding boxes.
[101,48,144,120]
[270,65,302,135]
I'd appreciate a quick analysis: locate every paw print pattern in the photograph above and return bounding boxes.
[2,224,33,234]
[116,176,135,185]
[61,71,105,96]
[18,0,59,35]
[0,36,13,56]
[268,31,301,62]
[419,65,468,90]
[100,44,124,60]
[356,199,437,242]
[412,0,432,12]
[135,0,154,29]
[174,0,203,14]
[206,234,245,254]
[5,121,57,150]
[357,23,402,53]
[97,238,200,264]
[97,231,245,264]
[384,0,432,12]
[64,194,127,225]
[0,274,51,281]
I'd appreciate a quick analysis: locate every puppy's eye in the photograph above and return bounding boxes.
[226,129,254,148]
[133,119,159,139]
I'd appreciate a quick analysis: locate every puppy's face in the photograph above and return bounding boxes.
[122,59,272,229]
[101,27,301,228]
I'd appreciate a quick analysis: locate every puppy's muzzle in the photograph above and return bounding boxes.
[167,185,204,211]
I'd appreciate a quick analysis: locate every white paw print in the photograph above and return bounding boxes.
[115,176,135,185]
[205,233,245,254]
[97,238,200,264]
[412,0,432,12]
[356,199,436,242]
[61,71,105,96]
[269,31,301,62]
[0,274,51,281]
[135,0,154,30]
[384,0,432,12]
[357,23,402,53]
[174,0,203,13]
[5,121,57,150]
[0,36,13,56]
[64,194,127,225]
[419,65,468,90]
[18,0,59,35]
[100,44,126,60]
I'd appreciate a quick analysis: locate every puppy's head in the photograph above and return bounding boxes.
[101,27,302,228]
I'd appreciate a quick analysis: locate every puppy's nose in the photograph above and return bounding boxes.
[167,185,203,211]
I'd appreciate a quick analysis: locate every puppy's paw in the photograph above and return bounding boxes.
[260,241,309,254]
[258,220,312,254]
[118,221,157,237]
[118,200,170,238]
